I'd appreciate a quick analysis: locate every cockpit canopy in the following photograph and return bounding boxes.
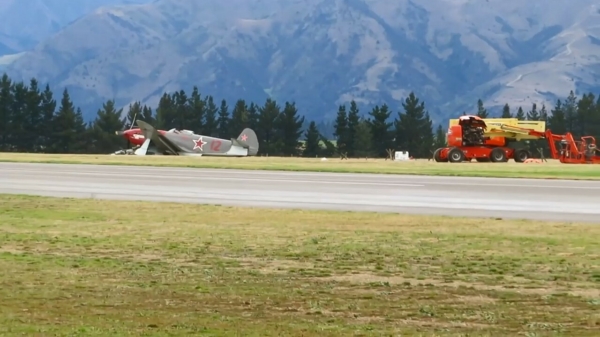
[167,128,196,135]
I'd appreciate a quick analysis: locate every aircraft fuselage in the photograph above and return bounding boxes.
[116,123,258,157]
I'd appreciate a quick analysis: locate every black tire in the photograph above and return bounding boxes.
[447,147,465,163]
[490,148,508,163]
[433,148,447,162]
[513,148,530,163]
[433,148,441,162]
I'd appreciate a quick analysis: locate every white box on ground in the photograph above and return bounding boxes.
[394,151,410,161]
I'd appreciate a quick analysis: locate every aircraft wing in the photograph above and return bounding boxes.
[231,138,249,149]
[136,120,182,155]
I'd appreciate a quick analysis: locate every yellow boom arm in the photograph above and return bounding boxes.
[449,117,546,140]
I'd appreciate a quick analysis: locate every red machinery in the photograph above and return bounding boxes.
[433,115,600,164]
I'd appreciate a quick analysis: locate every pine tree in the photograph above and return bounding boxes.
[368,103,393,157]
[126,101,143,128]
[38,84,56,152]
[204,95,218,136]
[563,90,577,133]
[26,78,43,152]
[257,98,281,155]
[217,99,230,138]
[394,92,434,158]
[548,99,566,134]
[525,103,541,155]
[515,106,525,120]
[594,95,600,140]
[173,89,188,130]
[433,124,446,149]
[501,103,512,118]
[51,88,87,153]
[535,103,550,157]
[89,99,127,153]
[155,93,175,130]
[476,99,488,118]
[333,104,349,156]
[247,102,259,130]
[277,101,305,156]
[303,121,321,157]
[347,101,360,157]
[421,111,435,157]
[187,86,204,133]
[9,81,28,151]
[526,103,539,120]
[353,119,373,157]
[0,74,12,151]
[141,105,155,125]
[576,93,595,136]
[230,99,248,136]
[539,104,548,122]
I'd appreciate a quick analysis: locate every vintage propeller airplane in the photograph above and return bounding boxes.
[114,120,259,157]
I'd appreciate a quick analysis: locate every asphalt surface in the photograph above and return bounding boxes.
[1,162,599,223]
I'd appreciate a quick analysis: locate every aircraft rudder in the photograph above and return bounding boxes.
[238,128,259,155]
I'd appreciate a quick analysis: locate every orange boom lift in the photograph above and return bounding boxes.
[433,115,600,164]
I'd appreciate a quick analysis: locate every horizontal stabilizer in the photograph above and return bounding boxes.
[231,138,248,148]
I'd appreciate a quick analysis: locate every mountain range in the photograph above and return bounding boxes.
[1,0,599,125]
[0,0,150,54]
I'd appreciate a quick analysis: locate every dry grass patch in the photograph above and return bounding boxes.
[1,152,599,179]
[0,194,599,336]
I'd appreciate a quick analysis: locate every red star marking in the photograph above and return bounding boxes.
[241,134,248,141]
[193,137,207,151]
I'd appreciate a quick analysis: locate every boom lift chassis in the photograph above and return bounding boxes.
[433,115,600,164]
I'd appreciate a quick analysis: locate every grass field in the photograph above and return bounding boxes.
[1,195,599,336]
[1,152,599,180]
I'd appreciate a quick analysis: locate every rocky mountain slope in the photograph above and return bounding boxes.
[3,0,600,124]
[0,0,151,55]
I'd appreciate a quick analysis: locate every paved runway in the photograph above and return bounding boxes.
[1,162,599,223]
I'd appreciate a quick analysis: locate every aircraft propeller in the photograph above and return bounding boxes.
[115,110,139,149]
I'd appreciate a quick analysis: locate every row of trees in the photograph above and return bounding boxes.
[0,73,307,156]
[322,94,442,159]
[1,72,600,158]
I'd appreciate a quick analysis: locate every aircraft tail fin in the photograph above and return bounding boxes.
[237,128,259,156]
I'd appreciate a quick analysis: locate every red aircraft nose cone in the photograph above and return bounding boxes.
[118,128,145,146]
